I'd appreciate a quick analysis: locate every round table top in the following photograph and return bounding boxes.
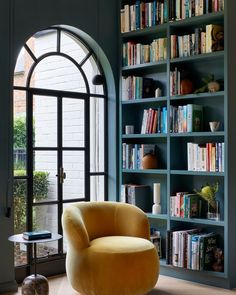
[8,233,62,244]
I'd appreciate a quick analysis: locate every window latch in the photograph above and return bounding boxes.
[56,167,66,184]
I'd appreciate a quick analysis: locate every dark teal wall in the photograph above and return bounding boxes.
[0,0,119,292]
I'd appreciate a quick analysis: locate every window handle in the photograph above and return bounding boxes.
[56,167,66,184]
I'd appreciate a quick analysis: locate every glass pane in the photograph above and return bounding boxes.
[63,151,84,200]
[33,204,58,258]
[60,31,89,64]
[30,55,86,92]
[13,179,27,266]
[14,91,27,173]
[63,97,84,147]
[33,95,57,148]
[90,97,105,172]
[34,151,57,202]
[34,30,57,57]
[90,176,105,202]
[14,47,34,87]
[85,54,104,95]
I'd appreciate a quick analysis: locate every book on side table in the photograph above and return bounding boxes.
[23,230,52,240]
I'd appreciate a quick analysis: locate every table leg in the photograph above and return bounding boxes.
[21,243,49,295]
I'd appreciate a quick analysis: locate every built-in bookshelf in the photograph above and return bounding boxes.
[119,0,236,289]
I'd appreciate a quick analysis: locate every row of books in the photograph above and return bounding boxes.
[121,76,156,100]
[166,229,220,271]
[120,0,168,33]
[120,184,152,212]
[141,107,168,134]
[122,143,156,170]
[169,0,224,21]
[187,142,224,172]
[169,104,203,133]
[170,68,181,96]
[170,24,224,59]
[170,192,203,218]
[122,38,167,67]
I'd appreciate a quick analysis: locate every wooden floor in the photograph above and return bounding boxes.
[6,274,236,295]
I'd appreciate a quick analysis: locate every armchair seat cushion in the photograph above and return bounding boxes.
[76,236,159,295]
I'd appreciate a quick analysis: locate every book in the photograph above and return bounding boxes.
[186,194,201,218]
[187,104,203,132]
[23,230,52,240]
[206,24,224,53]
[126,184,151,212]
[199,233,218,270]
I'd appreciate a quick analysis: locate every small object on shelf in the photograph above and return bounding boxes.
[125,125,134,134]
[207,199,220,221]
[194,74,214,94]
[155,88,162,97]
[194,182,220,220]
[23,230,52,240]
[150,230,162,258]
[209,121,220,132]
[142,153,158,169]
[152,183,161,214]
[208,81,220,92]
[212,248,224,272]
[180,79,194,95]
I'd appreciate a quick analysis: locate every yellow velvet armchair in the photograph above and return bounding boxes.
[62,201,159,295]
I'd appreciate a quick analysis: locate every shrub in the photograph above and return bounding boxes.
[13,170,49,233]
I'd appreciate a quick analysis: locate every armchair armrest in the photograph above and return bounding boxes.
[62,205,90,251]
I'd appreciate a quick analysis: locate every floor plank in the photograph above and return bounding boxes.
[5,274,236,295]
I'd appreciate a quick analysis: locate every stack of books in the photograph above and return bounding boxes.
[23,230,52,240]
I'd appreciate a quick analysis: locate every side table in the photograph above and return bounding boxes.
[9,233,62,295]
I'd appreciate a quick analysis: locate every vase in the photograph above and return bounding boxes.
[142,154,158,169]
[207,200,220,221]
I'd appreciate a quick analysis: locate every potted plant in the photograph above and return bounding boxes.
[194,182,220,220]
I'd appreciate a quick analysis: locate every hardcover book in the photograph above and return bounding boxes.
[23,230,52,240]
[199,233,218,271]
[126,184,151,212]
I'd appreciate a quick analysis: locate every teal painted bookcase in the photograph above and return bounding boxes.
[119,0,236,288]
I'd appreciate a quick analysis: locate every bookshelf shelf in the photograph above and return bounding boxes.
[169,11,224,28]
[170,170,225,176]
[170,217,225,227]
[122,169,168,174]
[122,60,167,73]
[146,213,168,220]
[122,134,167,139]
[121,23,168,40]
[122,97,167,104]
[162,263,226,278]
[119,0,231,288]
[170,91,225,101]
[170,131,225,137]
[170,51,224,64]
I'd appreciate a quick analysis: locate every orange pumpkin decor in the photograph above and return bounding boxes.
[180,79,194,95]
[142,154,158,169]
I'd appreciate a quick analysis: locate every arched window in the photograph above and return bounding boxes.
[13,27,107,278]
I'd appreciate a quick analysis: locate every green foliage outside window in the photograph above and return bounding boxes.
[14,170,49,233]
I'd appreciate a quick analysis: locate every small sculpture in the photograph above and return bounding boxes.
[195,74,223,94]
[212,248,224,272]
[208,81,220,92]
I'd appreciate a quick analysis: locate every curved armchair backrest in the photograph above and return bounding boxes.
[62,201,150,250]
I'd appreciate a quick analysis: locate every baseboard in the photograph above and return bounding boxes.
[0,280,18,294]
